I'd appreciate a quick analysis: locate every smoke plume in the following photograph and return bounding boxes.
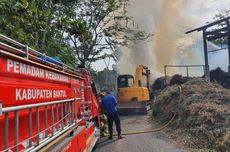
[117,0,207,77]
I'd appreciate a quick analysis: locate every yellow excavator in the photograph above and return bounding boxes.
[117,65,153,115]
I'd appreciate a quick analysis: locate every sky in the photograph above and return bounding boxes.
[91,0,230,72]
[187,0,230,22]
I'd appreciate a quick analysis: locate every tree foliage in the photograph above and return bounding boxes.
[65,0,152,67]
[0,0,152,69]
[0,0,78,67]
[0,0,52,46]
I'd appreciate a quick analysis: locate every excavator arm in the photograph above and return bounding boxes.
[133,65,151,91]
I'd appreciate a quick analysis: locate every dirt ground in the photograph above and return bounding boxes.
[93,112,187,152]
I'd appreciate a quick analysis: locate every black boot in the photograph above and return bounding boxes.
[117,132,124,139]
[108,134,113,140]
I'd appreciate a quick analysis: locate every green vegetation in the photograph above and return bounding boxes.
[0,0,152,69]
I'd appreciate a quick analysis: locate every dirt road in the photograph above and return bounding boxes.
[93,113,187,152]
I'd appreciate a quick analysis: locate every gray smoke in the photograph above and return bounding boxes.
[117,0,210,77]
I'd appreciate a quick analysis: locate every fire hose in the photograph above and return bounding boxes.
[111,85,182,136]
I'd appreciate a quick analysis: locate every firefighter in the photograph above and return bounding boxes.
[101,91,124,140]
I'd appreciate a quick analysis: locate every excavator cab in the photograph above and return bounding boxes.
[117,75,134,88]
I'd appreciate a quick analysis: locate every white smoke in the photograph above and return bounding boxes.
[116,0,214,78]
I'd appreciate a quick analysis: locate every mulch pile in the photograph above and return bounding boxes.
[210,67,230,89]
[152,78,230,151]
[152,74,189,91]
[152,67,230,91]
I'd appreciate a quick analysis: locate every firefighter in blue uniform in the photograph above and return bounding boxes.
[101,91,124,140]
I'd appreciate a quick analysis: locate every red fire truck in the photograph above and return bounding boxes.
[0,34,100,152]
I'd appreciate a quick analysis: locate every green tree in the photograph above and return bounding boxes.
[0,0,152,70]
[0,0,78,67]
[65,0,152,67]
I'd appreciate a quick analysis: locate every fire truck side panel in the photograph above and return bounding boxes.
[0,34,100,151]
[0,55,87,150]
[86,123,95,147]
[0,95,83,150]
[59,123,96,152]
[0,57,85,106]
[76,128,87,152]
